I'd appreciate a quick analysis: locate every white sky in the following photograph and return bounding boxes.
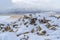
[11,0,60,11]
[0,0,60,11]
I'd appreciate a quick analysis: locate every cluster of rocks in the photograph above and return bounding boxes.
[0,13,60,40]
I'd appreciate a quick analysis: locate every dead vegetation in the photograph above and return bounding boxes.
[24,15,30,19]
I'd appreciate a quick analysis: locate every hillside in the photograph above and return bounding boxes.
[0,13,60,40]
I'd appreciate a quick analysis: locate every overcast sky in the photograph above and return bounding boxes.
[0,0,60,12]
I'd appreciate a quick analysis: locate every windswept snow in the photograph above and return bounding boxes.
[0,16,10,23]
[0,16,21,24]
[0,13,60,40]
[0,32,19,40]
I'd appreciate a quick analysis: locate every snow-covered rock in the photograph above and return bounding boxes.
[0,13,60,40]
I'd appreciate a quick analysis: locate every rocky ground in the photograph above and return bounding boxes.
[0,13,60,40]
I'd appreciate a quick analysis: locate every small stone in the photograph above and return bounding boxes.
[26,25,28,27]
[30,18,37,24]
[9,29,14,32]
[0,27,3,30]
[0,24,4,26]
[37,30,46,35]
[52,25,58,27]
[4,27,11,31]
[13,24,18,27]
[39,17,50,23]
[31,28,34,33]
[24,32,29,34]
[24,22,28,25]
[42,30,46,35]
[46,23,51,28]
[34,24,37,26]
[29,14,32,16]
[36,26,41,31]
[50,27,56,30]
[47,34,49,36]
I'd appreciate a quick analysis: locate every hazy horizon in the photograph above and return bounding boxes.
[0,0,60,13]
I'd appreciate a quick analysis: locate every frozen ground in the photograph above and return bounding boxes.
[0,13,60,40]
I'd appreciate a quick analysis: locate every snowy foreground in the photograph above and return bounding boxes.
[0,13,60,40]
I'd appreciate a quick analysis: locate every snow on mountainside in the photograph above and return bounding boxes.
[0,13,60,40]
